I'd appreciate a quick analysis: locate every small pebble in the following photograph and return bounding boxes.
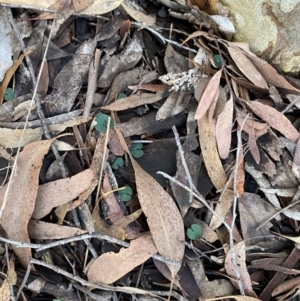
[157,6,168,18]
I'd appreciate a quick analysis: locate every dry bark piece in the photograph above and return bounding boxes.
[87,233,157,284]
[0,139,54,267]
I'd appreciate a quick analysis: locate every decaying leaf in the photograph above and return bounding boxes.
[236,146,245,197]
[206,296,262,301]
[0,139,54,267]
[115,126,185,277]
[87,233,157,284]
[225,241,257,297]
[247,101,299,142]
[195,69,222,120]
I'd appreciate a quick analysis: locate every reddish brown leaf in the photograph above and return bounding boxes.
[247,101,299,142]
[236,146,245,197]
[216,95,233,159]
[228,47,268,90]
[0,139,53,267]
[87,233,157,284]
[195,70,222,120]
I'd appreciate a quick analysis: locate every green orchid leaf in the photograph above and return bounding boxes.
[187,223,202,240]
[4,88,15,101]
[213,54,223,68]
[117,92,127,99]
[129,143,144,158]
[118,186,133,202]
[111,157,124,170]
[95,113,114,133]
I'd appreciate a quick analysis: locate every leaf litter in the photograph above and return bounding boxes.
[1,2,300,301]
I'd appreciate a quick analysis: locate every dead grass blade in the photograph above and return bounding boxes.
[115,126,185,277]
[228,47,268,90]
[0,139,54,267]
[87,233,157,284]
[216,94,233,159]
[247,101,299,142]
[195,69,222,120]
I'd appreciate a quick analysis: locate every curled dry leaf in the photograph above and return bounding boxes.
[115,126,185,277]
[247,101,299,142]
[195,69,222,120]
[0,139,54,267]
[216,94,233,159]
[87,233,157,284]
[206,295,262,301]
[228,47,268,90]
[236,146,245,197]
[225,241,257,298]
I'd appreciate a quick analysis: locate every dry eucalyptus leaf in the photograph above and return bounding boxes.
[198,113,227,190]
[87,233,157,284]
[28,220,86,239]
[195,69,222,120]
[101,91,166,111]
[115,126,185,277]
[225,241,257,297]
[247,101,299,142]
[228,47,268,90]
[216,95,233,159]
[164,44,189,74]
[32,169,95,219]
[0,139,54,267]
[121,2,156,26]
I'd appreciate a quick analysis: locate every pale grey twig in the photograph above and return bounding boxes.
[172,126,194,203]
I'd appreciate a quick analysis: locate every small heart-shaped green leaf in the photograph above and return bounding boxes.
[118,186,133,202]
[187,223,202,240]
[111,157,124,170]
[129,143,144,158]
[4,88,15,101]
[95,113,114,133]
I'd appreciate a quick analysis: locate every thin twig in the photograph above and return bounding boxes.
[83,49,102,119]
[172,126,194,204]
[0,233,180,267]
[132,22,197,54]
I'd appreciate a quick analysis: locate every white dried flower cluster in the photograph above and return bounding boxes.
[159,67,207,91]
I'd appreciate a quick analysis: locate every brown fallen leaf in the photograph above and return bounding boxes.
[115,125,185,278]
[128,84,169,92]
[0,278,10,301]
[248,125,260,164]
[247,101,299,142]
[87,233,157,284]
[225,241,257,297]
[216,94,233,159]
[195,69,222,120]
[32,169,95,219]
[101,91,166,111]
[228,47,268,90]
[28,220,86,239]
[198,113,227,190]
[236,146,245,197]
[206,296,262,301]
[0,139,54,267]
